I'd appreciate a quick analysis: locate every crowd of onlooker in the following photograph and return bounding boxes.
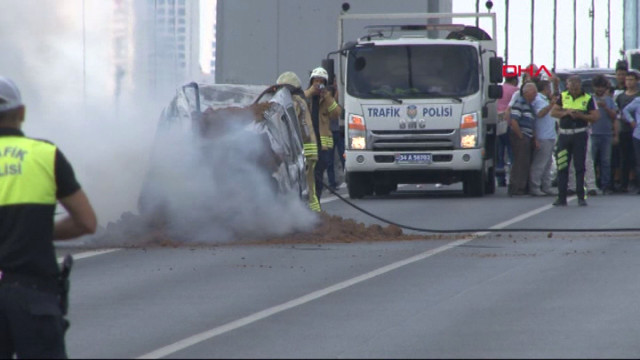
[497,60,640,204]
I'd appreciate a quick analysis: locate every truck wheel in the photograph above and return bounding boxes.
[390,182,398,192]
[364,177,375,196]
[485,165,496,194]
[347,172,367,199]
[463,169,485,197]
[374,182,393,196]
[484,130,497,195]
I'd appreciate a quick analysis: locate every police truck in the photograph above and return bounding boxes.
[328,12,504,198]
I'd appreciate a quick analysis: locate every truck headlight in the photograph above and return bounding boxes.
[460,112,478,148]
[350,136,366,149]
[348,114,366,150]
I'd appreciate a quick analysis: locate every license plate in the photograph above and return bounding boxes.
[395,153,432,164]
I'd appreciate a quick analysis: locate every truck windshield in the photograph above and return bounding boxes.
[346,44,479,99]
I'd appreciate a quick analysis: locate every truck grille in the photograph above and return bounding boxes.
[370,129,456,151]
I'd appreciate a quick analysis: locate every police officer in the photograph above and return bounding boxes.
[304,67,342,200]
[0,76,97,358]
[276,71,321,212]
[551,75,599,206]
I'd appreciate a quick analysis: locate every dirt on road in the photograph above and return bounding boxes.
[86,211,468,248]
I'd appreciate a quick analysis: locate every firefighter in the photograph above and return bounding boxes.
[0,76,97,358]
[304,67,342,199]
[276,71,321,212]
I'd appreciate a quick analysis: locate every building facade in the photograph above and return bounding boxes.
[623,0,639,50]
[209,19,216,77]
[113,0,200,99]
[214,0,452,86]
[112,0,135,101]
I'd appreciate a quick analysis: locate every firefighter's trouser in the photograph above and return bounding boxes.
[314,150,332,200]
[555,131,588,201]
[306,158,321,212]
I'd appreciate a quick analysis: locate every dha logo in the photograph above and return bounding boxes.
[502,64,553,78]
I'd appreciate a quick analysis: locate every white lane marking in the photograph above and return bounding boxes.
[137,199,558,359]
[488,195,577,229]
[56,248,121,263]
[136,239,475,359]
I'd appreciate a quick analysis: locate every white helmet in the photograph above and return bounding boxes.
[276,71,302,89]
[309,67,328,83]
[0,76,23,112]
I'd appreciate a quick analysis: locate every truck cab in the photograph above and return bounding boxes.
[336,13,503,198]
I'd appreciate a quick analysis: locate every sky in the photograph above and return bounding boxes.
[452,0,625,70]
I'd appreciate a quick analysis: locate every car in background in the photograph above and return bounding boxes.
[553,68,617,94]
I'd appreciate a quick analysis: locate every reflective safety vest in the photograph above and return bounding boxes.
[0,131,63,283]
[559,91,591,129]
[0,136,57,206]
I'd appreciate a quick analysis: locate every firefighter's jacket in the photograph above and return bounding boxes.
[305,91,342,151]
[291,93,321,212]
[291,94,318,160]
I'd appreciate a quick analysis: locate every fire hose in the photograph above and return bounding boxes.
[321,180,640,234]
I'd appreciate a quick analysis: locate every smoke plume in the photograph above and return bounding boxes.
[0,1,317,245]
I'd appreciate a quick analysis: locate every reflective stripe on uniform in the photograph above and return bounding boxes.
[327,101,338,113]
[303,142,318,157]
[0,137,57,206]
[308,194,321,212]
[556,149,568,170]
[320,136,334,149]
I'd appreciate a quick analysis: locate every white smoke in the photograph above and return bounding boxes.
[0,1,317,244]
[140,114,317,244]
[0,0,165,225]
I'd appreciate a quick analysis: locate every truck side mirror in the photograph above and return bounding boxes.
[488,84,503,99]
[342,41,357,52]
[322,58,335,85]
[489,57,503,83]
